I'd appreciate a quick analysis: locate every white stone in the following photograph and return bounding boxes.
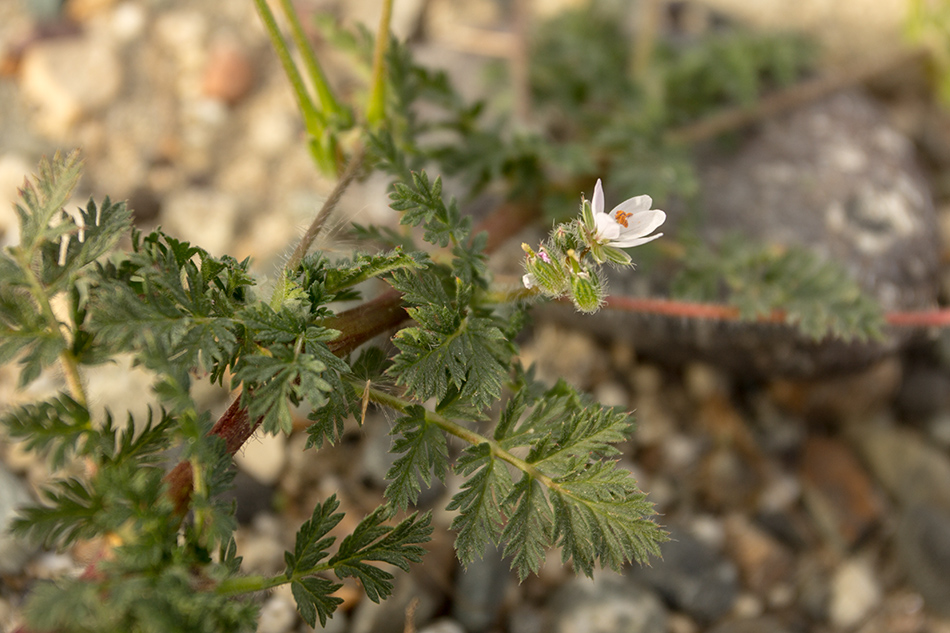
[20,37,122,138]
[84,354,159,425]
[161,188,239,256]
[0,153,31,248]
[235,430,288,486]
[829,558,881,628]
[593,381,629,408]
[418,619,465,633]
[0,465,35,574]
[248,108,297,157]
[257,592,298,633]
[110,2,147,42]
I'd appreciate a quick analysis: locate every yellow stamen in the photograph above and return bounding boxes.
[614,210,633,228]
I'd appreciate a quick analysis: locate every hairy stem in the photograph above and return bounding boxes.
[215,572,301,596]
[284,148,365,276]
[604,294,950,328]
[164,289,408,516]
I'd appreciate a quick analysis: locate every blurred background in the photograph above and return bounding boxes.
[3,1,950,632]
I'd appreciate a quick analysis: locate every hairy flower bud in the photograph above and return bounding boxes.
[522,243,569,296]
[569,269,604,313]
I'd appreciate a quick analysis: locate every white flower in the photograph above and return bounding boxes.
[522,273,537,289]
[589,179,666,248]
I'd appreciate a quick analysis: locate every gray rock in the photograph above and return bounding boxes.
[0,463,36,574]
[851,423,950,509]
[451,544,511,632]
[350,572,442,633]
[508,604,545,633]
[218,469,273,525]
[895,503,950,617]
[556,90,939,377]
[895,364,950,421]
[629,526,739,623]
[548,575,667,633]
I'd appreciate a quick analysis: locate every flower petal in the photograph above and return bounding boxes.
[611,195,653,215]
[592,212,621,241]
[620,209,666,239]
[611,231,664,249]
[592,179,605,215]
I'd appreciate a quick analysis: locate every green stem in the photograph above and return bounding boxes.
[352,381,559,492]
[216,562,337,597]
[252,0,326,137]
[276,0,345,120]
[215,572,296,596]
[366,0,394,127]
[18,252,88,407]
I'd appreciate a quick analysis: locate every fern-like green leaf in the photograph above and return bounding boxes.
[235,348,332,435]
[388,271,511,413]
[501,477,553,581]
[329,508,432,603]
[385,405,449,510]
[447,442,514,564]
[2,393,93,469]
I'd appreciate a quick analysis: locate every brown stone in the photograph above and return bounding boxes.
[201,42,254,105]
[724,514,795,592]
[800,436,884,549]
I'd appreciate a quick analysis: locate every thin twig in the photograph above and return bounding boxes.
[284,147,365,273]
[603,294,950,328]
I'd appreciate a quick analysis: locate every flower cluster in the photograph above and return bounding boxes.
[523,179,665,313]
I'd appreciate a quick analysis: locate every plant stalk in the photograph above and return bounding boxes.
[277,0,344,119]
[366,0,393,127]
[283,147,365,278]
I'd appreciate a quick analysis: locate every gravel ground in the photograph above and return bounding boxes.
[4,1,950,633]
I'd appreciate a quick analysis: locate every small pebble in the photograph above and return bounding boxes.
[0,464,36,574]
[235,430,288,486]
[257,591,298,633]
[110,2,147,41]
[202,41,254,105]
[417,619,466,633]
[829,557,881,628]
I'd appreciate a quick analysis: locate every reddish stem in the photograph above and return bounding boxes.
[163,290,408,515]
[163,191,537,516]
[604,294,950,328]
